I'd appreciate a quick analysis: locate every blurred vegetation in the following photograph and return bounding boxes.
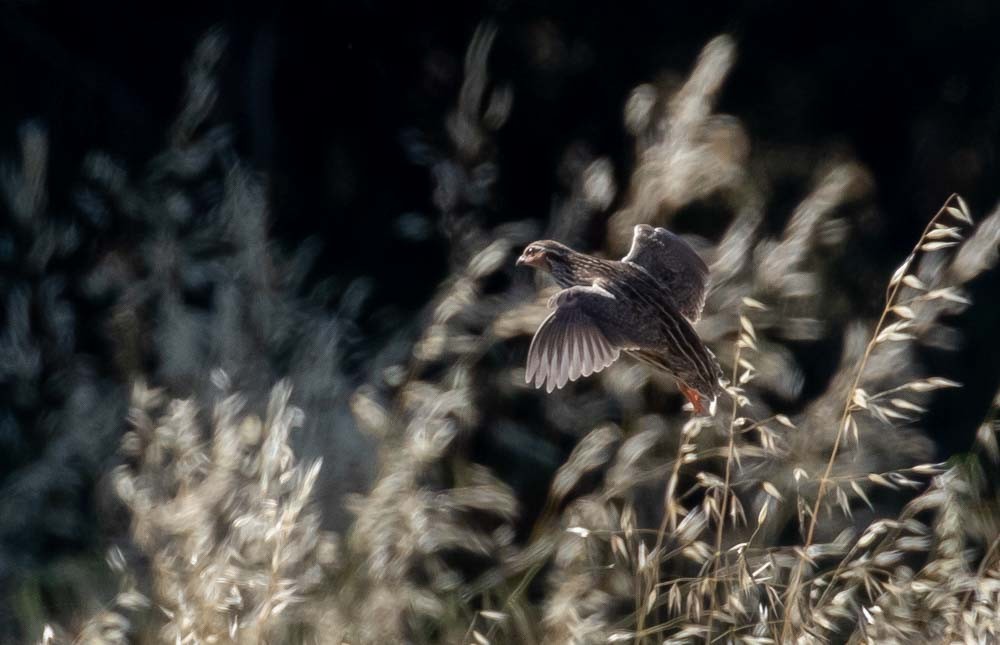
[1,6,1000,644]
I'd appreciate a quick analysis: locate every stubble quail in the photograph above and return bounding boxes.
[516,224,723,414]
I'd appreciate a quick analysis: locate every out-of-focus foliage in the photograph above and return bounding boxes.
[1,31,374,640]
[4,22,1000,645]
[76,33,374,531]
[1,117,126,605]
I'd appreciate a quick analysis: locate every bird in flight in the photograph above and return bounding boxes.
[516,224,722,414]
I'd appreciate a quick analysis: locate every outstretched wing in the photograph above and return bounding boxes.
[525,286,625,393]
[623,225,710,323]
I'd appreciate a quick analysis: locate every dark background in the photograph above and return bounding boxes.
[1,0,999,635]
[5,1,998,318]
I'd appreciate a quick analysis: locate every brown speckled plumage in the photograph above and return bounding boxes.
[516,225,722,414]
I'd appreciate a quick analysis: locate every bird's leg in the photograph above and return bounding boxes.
[678,383,706,415]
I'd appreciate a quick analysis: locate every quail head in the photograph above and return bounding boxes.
[516,224,722,414]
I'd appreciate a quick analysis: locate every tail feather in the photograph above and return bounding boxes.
[627,348,721,415]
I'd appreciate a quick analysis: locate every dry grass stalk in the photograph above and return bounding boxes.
[779,193,976,640]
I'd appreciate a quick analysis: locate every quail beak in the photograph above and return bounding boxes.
[516,252,540,268]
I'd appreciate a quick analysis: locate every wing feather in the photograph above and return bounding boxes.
[525,287,624,393]
[623,226,710,323]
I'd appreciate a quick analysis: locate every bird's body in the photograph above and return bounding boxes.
[517,225,722,414]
